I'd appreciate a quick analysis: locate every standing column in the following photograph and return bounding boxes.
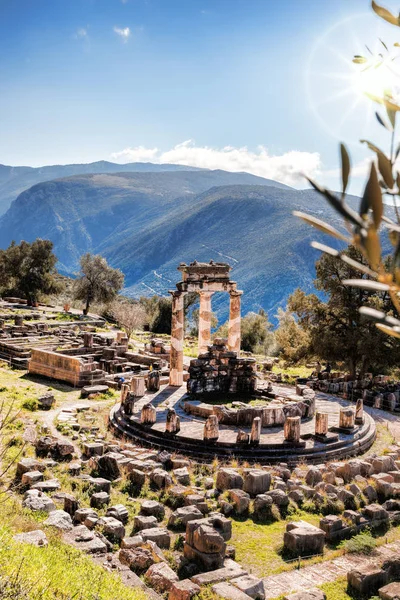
[169,291,185,386]
[198,291,213,355]
[228,290,242,355]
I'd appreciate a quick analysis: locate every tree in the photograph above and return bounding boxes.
[293,1,400,341]
[111,300,147,340]
[215,309,274,353]
[73,253,124,314]
[287,246,400,377]
[275,307,312,364]
[0,239,62,306]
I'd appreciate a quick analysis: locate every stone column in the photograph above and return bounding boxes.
[120,383,130,404]
[250,416,261,444]
[355,398,364,423]
[83,332,93,347]
[165,409,181,434]
[284,416,301,443]
[131,376,146,397]
[198,291,213,355]
[169,291,185,386]
[204,415,219,441]
[141,403,156,425]
[315,412,328,436]
[339,408,355,429]
[228,291,242,355]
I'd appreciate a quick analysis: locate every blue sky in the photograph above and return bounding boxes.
[1,0,400,193]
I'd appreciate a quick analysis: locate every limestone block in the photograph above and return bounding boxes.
[141,403,156,425]
[284,416,301,443]
[168,579,201,600]
[204,415,219,441]
[216,468,243,491]
[347,565,388,596]
[243,470,271,496]
[145,562,179,593]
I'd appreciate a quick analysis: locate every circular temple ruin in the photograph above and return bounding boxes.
[110,261,376,464]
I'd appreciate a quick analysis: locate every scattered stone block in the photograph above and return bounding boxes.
[140,500,165,521]
[21,470,43,486]
[43,509,73,531]
[283,521,325,556]
[228,489,250,515]
[141,527,171,549]
[134,515,158,531]
[150,468,172,489]
[90,491,110,509]
[379,582,400,600]
[216,468,243,491]
[106,504,129,524]
[168,578,201,600]
[168,506,203,529]
[121,535,144,549]
[145,561,179,593]
[22,489,55,513]
[284,590,326,600]
[97,452,121,480]
[83,442,104,457]
[97,516,125,541]
[13,530,48,547]
[231,574,265,599]
[212,582,253,600]
[348,565,388,596]
[243,470,271,496]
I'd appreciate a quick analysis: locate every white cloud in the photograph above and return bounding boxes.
[114,26,131,42]
[75,28,88,39]
[110,140,321,186]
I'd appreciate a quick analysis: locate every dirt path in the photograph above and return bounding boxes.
[262,540,400,598]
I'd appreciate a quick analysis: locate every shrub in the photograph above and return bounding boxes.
[21,398,38,411]
[339,531,377,555]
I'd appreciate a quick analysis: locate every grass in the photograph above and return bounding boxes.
[231,511,324,577]
[0,499,147,600]
[339,530,377,555]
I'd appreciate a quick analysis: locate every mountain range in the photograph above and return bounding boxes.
[0,161,375,323]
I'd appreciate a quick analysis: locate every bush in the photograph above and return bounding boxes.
[339,531,377,555]
[21,398,38,411]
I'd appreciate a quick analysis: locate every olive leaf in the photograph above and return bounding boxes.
[342,278,390,290]
[307,178,364,227]
[376,323,400,338]
[310,241,339,256]
[372,1,400,26]
[365,92,400,112]
[360,162,384,226]
[353,55,368,64]
[293,211,349,240]
[364,224,382,270]
[340,143,351,197]
[340,254,378,277]
[376,111,391,130]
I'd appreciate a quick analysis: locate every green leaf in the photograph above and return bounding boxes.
[372,1,399,26]
[292,211,348,241]
[365,92,400,112]
[361,141,393,190]
[387,107,396,129]
[340,143,351,196]
[353,56,368,64]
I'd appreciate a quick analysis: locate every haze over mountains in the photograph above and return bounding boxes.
[0,161,366,322]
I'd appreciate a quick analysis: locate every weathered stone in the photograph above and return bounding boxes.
[284,416,301,443]
[228,489,250,515]
[267,489,289,507]
[89,477,111,493]
[169,506,203,529]
[191,560,247,585]
[174,466,190,485]
[166,409,181,435]
[90,492,110,509]
[97,453,121,480]
[145,562,178,592]
[106,504,129,524]
[131,376,146,397]
[44,510,73,531]
[379,581,400,600]
[22,489,55,513]
[150,468,172,489]
[192,523,225,554]
[140,500,165,521]
[283,521,325,556]
[315,412,328,436]
[363,503,389,523]
[231,574,265,600]
[64,525,107,554]
[250,417,261,444]
[140,527,171,549]
[212,582,253,600]
[347,565,388,596]
[74,507,98,524]
[134,515,158,531]
[284,590,326,600]
[13,530,48,547]
[21,470,43,486]
[216,468,243,491]
[64,493,79,516]
[204,415,219,441]
[243,470,271,496]
[97,516,125,541]
[16,458,44,479]
[31,479,60,492]
[83,442,104,457]
[305,468,323,487]
[141,403,156,425]
[119,547,156,572]
[339,408,355,429]
[253,494,273,519]
[168,579,201,600]
[129,469,146,488]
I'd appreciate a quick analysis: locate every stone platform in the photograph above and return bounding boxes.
[109,386,376,464]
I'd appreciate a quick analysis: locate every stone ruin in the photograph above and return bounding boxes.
[187,337,257,395]
[169,261,242,386]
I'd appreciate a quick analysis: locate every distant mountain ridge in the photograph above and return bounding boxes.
[0,164,370,322]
